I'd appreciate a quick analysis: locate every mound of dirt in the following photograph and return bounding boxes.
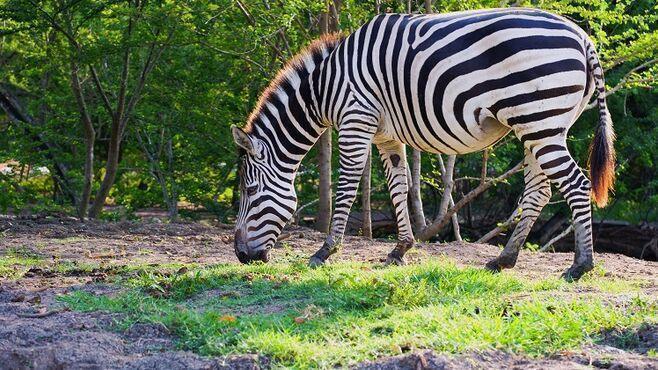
[355,347,658,370]
[1,217,657,369]
[0,287,268,370]
[601,324,658,356]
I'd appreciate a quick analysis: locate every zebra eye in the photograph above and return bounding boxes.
[256,147,265,160]
[246,185,258,196]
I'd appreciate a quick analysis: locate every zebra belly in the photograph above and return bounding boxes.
[378,112,511,155]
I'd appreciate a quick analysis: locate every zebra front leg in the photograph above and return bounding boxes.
[376,140,415,266]
[486,150,551,272]
[309,116,377,267]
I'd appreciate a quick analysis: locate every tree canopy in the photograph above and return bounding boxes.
[1,0,656,239]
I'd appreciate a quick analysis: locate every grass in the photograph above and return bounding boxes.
[0,248,193,280]
[0,247,47,278]
[57,258,657,368]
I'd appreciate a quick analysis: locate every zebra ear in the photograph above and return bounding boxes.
[232,125,255,155]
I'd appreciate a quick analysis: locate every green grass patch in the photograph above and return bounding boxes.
[0,247,47,278]
[0,249,195,281]
[58,258,657,368]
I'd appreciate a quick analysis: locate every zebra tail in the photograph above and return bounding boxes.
[586,40,616,208]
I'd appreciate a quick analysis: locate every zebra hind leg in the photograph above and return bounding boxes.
[525,138,594,280]
[486,150,551,272]
[375,140,415,266]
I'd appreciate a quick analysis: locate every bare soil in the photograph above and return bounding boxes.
[1,217,657,369]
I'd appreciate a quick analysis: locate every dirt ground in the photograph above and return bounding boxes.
[1,217,657,369]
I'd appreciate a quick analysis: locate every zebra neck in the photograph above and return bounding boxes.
[249,79,327,174]
[246,35,344,173]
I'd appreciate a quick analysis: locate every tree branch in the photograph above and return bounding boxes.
[584,58,658,111]
[291,199,319,225]
[0,85,78,205]
[235,0,256,25]
[418,161,523,241]
[193,31,268,77]
[539,224,574,252]
[88,66,113,116]
[235,0,285,63]
[435,154,456,222]
[115,18,134,124]
[30,0,114,118]
[448,194,462,241]
[120,29,174,135]
[408,149,426,233]
[477,206,522,243]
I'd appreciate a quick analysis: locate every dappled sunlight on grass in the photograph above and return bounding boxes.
[0,246,198,280]
[59,259,657,368]
[0,247,46,279]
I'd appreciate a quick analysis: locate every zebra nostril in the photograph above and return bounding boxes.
[237,251,250,264]
[259,249,270,263]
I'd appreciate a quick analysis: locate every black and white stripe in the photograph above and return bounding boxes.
[232,8,614,279]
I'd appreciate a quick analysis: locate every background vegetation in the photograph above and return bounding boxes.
[1,0,656,242]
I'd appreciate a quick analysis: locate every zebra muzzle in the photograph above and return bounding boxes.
[234,229,270,264]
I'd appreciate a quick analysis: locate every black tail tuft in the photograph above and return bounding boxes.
[586,40,616,208]
[588,114,615,207]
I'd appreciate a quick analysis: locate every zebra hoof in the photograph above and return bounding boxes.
[308,256,326,268]
[561,263,593,282]
[384,255,406,266]
[484,259,503,273]
[485,253,518,272]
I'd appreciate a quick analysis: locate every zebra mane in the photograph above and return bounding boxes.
[243,32,345,134]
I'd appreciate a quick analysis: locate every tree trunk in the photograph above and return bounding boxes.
[80,132,95,219]
[84,4,169,219]
[316,131,332,232]
[315,12,332,233]
[361,146,372,238]
[435,154,461,240]
[135,127,178,221]
[165,136,178,220]
[449,196,462,241]
[436,154,456,221]
[88,15,134,220]
[69,59,95,220]
[315,4,339,233]
[88,120,121,219]
[409,149,426,233]
[407,0,435,235]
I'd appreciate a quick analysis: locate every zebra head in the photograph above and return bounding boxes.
[232,126,298,264]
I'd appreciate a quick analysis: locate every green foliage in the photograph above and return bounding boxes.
[524,242,540,251]
[0,173,71,214]
[0,0,656,228]
[60,259,657,368]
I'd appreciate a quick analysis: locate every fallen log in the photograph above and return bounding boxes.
[546,221,658,261]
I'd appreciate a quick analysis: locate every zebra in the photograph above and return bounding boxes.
[232,8,615,280]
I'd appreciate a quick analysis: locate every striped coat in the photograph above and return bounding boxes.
[232,8,614,280]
